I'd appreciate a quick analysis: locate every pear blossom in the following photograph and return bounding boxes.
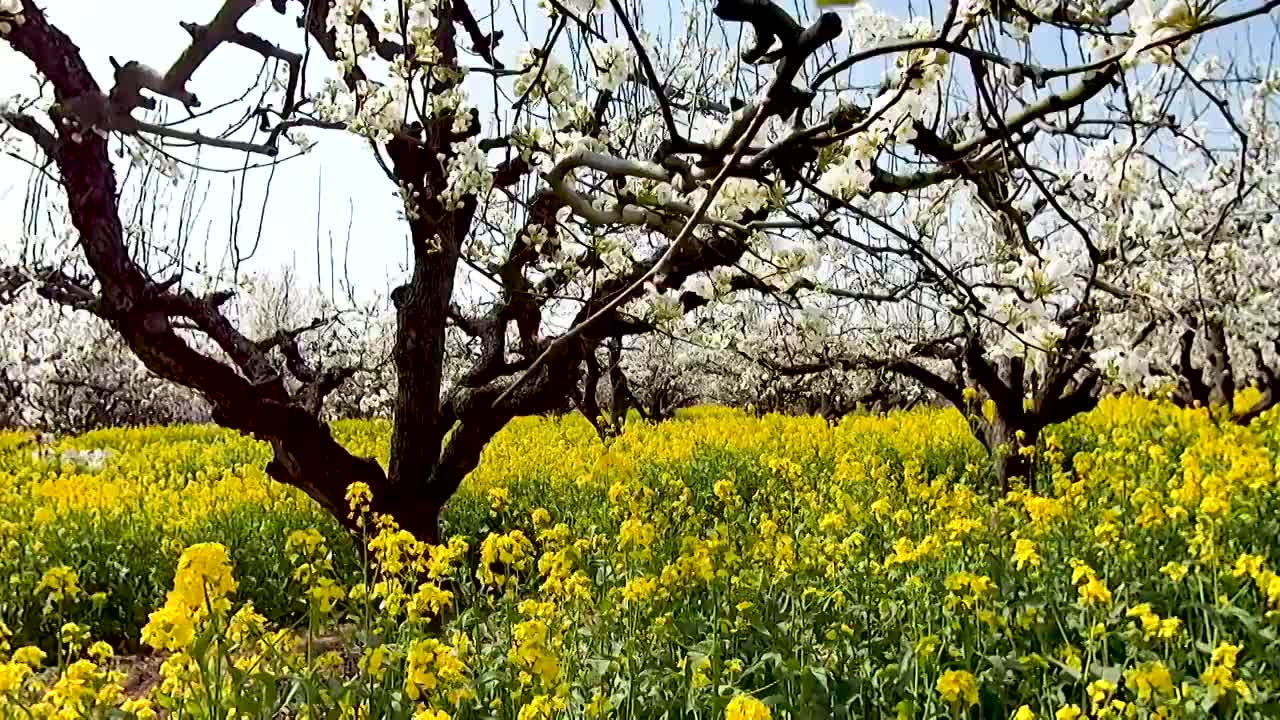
[591,42,632,93]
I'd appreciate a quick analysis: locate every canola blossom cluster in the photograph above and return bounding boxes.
[1,398,1280,717]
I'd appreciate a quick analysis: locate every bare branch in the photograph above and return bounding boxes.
[1,111,58,157]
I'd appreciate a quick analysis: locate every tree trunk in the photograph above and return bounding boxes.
[982,417,1038,493]
[377,479,446,545]
[605,338,631,436]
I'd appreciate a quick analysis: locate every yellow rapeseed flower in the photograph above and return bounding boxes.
[1012,538,1041,570]
[38,566,80,602]
[936,669,979,707]
[725,694,771,720]
[10,645,46,668]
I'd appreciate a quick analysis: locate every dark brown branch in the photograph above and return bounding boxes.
[712,0,803,64]
[126,0,260,110]
[255,316,335,352]
[1,111,59,157]
[451,0,503,67]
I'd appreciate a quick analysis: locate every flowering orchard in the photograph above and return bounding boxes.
[3,397,1280,718]
[0,271,406,432]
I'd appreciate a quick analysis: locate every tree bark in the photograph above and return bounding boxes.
[981,416,1038,493]
[606,338,631,433]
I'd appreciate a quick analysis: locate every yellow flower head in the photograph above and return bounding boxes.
[346,481,373,515]
[1087,678,1116,705]
[1232,553,1265,580]
[121,698,157,720]
[1211,642,1241,670]
[936,669,979,707]
[1077,576,1112,608]
[172,543,238,609]
[38,566,80,602]
[1125,662,1173,703]
[1160,561,1188,582]
[1012,538,1041,570]
[11,645,47,668]
[725,694,771,720]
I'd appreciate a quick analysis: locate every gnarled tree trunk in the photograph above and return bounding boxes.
[978,415,1040,494]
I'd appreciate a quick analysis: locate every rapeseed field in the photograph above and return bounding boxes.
[1,397,1279,718]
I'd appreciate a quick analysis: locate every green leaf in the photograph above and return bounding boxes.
[582,653,609,672]
[808,665,831,692]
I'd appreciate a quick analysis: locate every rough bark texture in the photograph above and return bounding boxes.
[580,338,635,441]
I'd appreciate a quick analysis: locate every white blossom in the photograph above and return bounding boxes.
[441,139,493,209]
[591,42,632,93]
